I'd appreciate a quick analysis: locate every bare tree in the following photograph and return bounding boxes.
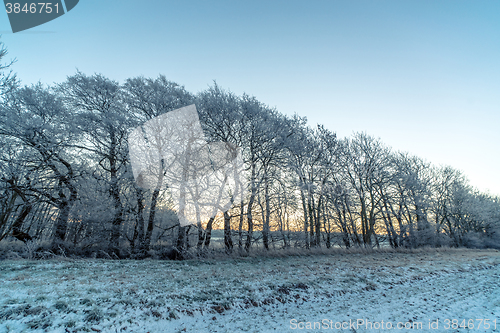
[59,72,129,253]
[0,84,80,248]
[123,75,193,253]
[0,38,17,98]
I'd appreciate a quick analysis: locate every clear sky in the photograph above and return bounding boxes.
[1,0,499,195]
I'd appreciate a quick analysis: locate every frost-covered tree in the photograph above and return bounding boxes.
[58,72,130,252]
[378,153,434,248]
[341,133,392,247]
[0,60,497,256]
[0,140,34,241]
[0,84,80,247]
[197,83,242,251]
[123,75,193,253]
[286,123,342,248]
[0,38,17,98]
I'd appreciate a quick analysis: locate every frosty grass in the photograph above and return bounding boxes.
[1,248,499,332]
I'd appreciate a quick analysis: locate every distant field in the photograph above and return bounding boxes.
[1,248,499,333]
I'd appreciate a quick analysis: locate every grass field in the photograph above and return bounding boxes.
[1,248,499,332]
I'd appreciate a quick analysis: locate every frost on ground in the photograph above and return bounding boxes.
[0,249,499,333]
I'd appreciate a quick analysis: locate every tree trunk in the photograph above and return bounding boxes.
[204,216,214,248]
[263,176,271,250]
[238,199,244,249]
[224,210,233,252]
[109,137,124,252]
[145,188,160,249]
[54,201,69,242]
[315,194,322,247]
[12,204,32,242]
[52,180,78,248]
[300,187,309,248]
[245,163,257,252]
[134,187,145,252]
[307,186,315,246]
[176,225,187,256]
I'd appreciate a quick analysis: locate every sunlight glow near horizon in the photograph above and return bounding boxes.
[1,0,499,196]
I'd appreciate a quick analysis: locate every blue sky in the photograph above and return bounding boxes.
[1,0,499,195]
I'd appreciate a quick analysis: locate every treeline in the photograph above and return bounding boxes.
[0,51,499,258]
